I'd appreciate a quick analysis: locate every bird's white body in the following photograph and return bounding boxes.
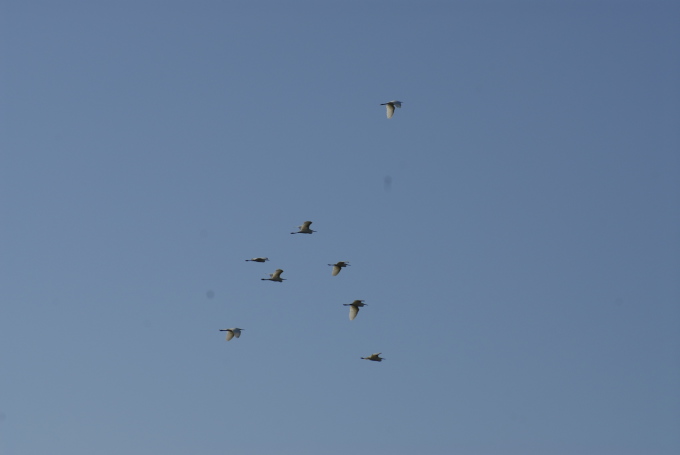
[220,328,243,341]
[262,268,286,282]
[361,352,384,362]
[380,100,402,119]
[343,299,366,320]
[291,221,315,234]
[328,261,350,276]
[246,257,269,262]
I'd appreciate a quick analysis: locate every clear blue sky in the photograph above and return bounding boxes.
[1,1,679,454]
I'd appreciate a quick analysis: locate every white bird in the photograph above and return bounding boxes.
[261,268,286,282]
[361,352,384,362]
[328,261,350,276]
[245,257,269,262]
[380,100,402,119]
[219,328,243,341]
[343,299,366,320]
[291,221,315,234]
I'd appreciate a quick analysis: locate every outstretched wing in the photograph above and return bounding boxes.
[225,330,235,341]
[349,305,359,320]
[385,103,395,119]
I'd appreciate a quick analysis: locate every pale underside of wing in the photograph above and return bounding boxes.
[332,265,341,276]
[349,305,359,320]
[225,330,235,341]
[386,103,395,119]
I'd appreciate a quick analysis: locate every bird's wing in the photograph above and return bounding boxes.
[386,103,395,118]
[302,221,312,229]
[332,265,341,276]
[233,330,241,338]
[349,305,359,320]
[225,330,235,341]
[273,269,283,278]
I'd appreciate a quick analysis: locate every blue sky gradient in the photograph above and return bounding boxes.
[2,1,679,454]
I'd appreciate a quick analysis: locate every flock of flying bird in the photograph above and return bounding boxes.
[219,101,404,363]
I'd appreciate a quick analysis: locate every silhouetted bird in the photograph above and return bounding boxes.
[245,257,269,262]
[361,352,384,362]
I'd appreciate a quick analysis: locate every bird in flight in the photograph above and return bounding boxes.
[380,100,402,119]
[361,352,384,362]
[291,221,315,234]
[328,261,350,276]
[219,328,243,341]
[261,269,286,282]
[245,257,269,262]
[343,299,366,320]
